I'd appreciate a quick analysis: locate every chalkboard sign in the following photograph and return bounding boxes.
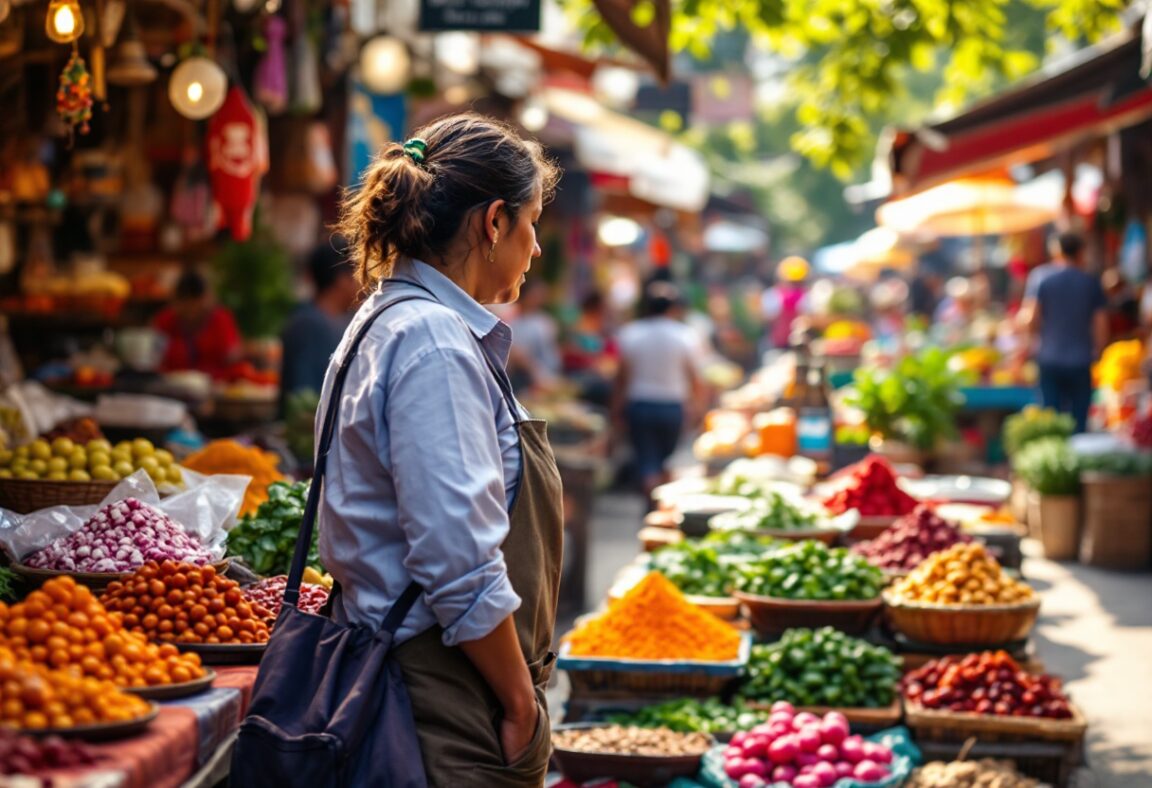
[419,0,541,32]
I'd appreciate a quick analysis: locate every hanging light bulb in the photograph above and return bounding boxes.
[46,0,85,44]
[169,55,227,119]
[359,36,410,95]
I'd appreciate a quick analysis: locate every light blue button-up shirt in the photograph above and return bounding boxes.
[316,259,524,647]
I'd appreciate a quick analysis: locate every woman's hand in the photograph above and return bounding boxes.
[500,701,539,765]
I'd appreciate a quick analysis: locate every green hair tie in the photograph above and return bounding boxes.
[402,138,428,165]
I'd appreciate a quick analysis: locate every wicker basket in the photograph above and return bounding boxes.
[685,595,741,621]
[734,592,883,638]
[903,699,1087,744]
[557,636,750,697]
[552,724,712,786]
[914,739,1081,788]
[0,478,118,514]
[1079,472,1152,570]
[11,558,232,594]
[883,593,1040,646]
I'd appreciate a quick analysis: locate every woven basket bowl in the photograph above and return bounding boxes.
[883,592,1041,646]
[847,515,900,542]
[0,478,117,514]
[734,591,883,638]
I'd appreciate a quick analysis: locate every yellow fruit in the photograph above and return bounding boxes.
[112,461,135,478]
[0,470,11,479]
[28,460,48,476]
[50,438,75,458]
[30,441,52,461]
[0,450,12,466]
[86,439,112,454]
[88,451,111,470]
[155,450,174,467]
[69,450,89,470]
[47,457,69,474]
[91,465,118,481]
[46,472,68,481]
[131,439,155,459]
[68,469,92,482]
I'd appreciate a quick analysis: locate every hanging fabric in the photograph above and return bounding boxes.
[254,15,289,115]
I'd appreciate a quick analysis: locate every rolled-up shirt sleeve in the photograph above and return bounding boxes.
[383,345,521,646]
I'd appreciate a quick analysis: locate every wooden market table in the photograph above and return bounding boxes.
[33,666,258,788]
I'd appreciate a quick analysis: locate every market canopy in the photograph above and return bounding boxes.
[877,173,1058,237]
[886,26,1152,195]
[541,86,710,213]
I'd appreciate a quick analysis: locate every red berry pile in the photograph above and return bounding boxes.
[242,576,330,624]
[1129,413,1152,449]
[851,505,972,571]
[902,651,1073,719]
[823,456,918,517]
[723,704,894,787]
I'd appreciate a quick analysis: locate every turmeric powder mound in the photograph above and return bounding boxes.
[181,439,285,517]
[566,572,742,661]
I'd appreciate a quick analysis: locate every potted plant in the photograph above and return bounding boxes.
[1012,437,1081,561]
[1076,451,1152,570]
[846,347,968,466]
[1002,406,1076,524]
[212,222,296,360]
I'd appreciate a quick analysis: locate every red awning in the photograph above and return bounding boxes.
[890,25,1152,195]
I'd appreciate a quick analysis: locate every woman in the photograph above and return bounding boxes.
[319,114,561,785]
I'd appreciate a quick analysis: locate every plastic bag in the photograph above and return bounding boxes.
[0,469,250,564]
[688,726,922,788]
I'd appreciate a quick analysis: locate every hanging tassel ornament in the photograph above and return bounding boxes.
[57,47,95,143]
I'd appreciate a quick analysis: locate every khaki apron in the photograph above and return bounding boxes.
[394,355,564,787]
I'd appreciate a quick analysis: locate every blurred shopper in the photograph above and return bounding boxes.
[279,239,359,408]
[508,278,561,392]
[1020,232,1107,433]
[152,268,242,379]
[615,282,702,499]
[1101,269,1140,341]
[761,256,810,350]
[870,279,908,351]
[562,290,617,407]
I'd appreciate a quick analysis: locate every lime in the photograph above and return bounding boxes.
[166,466,184,485]
[47,457,69,474]
[137,456,160,474]
[155,449,175,466]
[30,440,52,461]
[50,437,75,457]
[28,459,48,476]
[146,466,166,484]
[91,465,118,481]
[88,451,111,470]
[109,449,132,466]
[86,439,112,454]
[68,469,92,482]
[69,450,89,470]
[131,438,155,459]
[112,460,135,478]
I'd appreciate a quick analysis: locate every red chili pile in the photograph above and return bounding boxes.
[242,576,330,623]
[823,456,918,517]
[1130,413,1152,449]
[851,505,971,571]
[902,651,1073,719]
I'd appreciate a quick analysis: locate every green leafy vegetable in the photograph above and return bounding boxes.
[740,627,902,709]
[1011,437,1079,496]
[711,491,823,533]
[651,533,786,598]
[608,698,769,734]
[1003,407,1075,457]
[0,566,16,602]
[227,481,319,576]
[734,541,883,601]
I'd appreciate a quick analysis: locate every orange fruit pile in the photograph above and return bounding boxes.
[0,576,204,687]
[101,561,272,645]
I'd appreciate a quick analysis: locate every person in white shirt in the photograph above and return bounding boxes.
[614,281,703,498]
[508,278,561,392]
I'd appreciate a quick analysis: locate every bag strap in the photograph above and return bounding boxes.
[283,288,434,613]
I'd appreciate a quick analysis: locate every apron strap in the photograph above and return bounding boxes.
[283,290,433,611]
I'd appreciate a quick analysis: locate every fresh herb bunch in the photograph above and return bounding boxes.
[1075,451,1152,478]
[734,540,884,600]
[608,698,769,734]
[651,533,785,597]
[847,348,969,451]
[713,491,822,533]
[1003,406,1075,457]
[0,566,16,602]
[227,481,320,576]
[1011,437,1080,496]
[740,627,902,708]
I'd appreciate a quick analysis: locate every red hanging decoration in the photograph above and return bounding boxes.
[56,49,94,141]
[206,85,268,242]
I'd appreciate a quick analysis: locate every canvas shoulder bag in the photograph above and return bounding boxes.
[230,293,432,788]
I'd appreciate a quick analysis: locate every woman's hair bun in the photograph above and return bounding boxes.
[338,113,560,287]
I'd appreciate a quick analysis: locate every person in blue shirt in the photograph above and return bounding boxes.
[318,114,562,785]
[1020,232,1107,433]
[278,239,359,412]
